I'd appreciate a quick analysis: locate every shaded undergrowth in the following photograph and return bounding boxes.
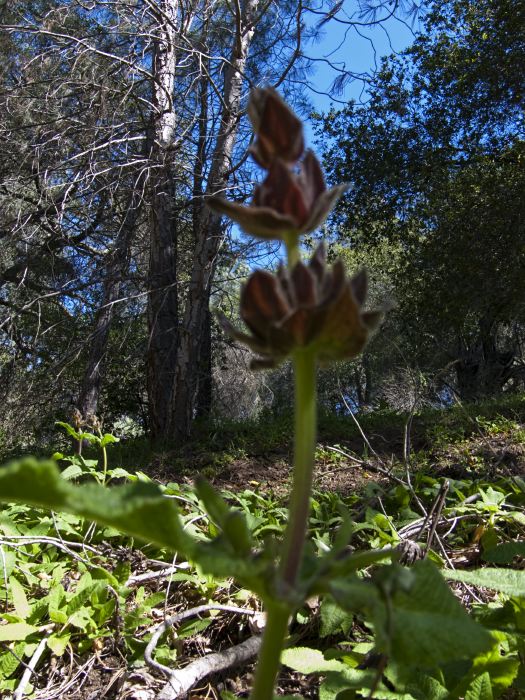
[0,397,524,697]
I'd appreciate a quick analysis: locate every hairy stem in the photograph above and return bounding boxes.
[280,348,317,587]
[101,445,108,485]
[250,601,290,700]
[250,278,317,700]
[284,233,300,268]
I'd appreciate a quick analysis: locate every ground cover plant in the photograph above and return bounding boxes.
[0,405,524,698]
[0,89,524,700]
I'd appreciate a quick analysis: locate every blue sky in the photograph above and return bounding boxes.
[232,4,423,268]
[303,4,421,140]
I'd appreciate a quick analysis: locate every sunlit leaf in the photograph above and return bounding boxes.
[445,568,525,597]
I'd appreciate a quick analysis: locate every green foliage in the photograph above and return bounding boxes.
[445,569,525,597]
[0,458,192,553]
[331,561,492,666]
[1,395,525,697]
[318,0,525,405]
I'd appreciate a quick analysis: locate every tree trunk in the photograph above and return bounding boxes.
[146,0,180,440]
[77,168,146,419]
[168,0,259,440]
[196,303,213,418]
[169,213,221,436]
[455,318,515,401]
[194,44,213,421]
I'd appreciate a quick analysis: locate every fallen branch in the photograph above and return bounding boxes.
[125,565,184,587]
[144,604,258,699]
[13,626,53,700]
[157,635,262,700]
[325,445,407,487]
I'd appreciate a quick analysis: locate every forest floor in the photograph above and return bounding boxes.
[144,396,525,496]
[1,396,525,699]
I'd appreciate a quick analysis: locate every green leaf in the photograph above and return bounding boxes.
[445,568,525,597]
[332,560,493,667]
[48,584,67,624]
[0,622,38,641]
[469,643,519,694]
[178,617,212,639]
[319,668,394,700]
[329,547,396,577]
[465,672,493,700]
[68,608,93,630]
[222,511,253,556]
[107,467,133,480]
[0,458,193,554]
[320,596,353,637]
[9,577,30,619]
[67,583,105,616]
[0,642,25,677]
[507,511,525,526]
[281,647,346,674]
[320,673,358,700]
[195,477,231,526]
[78,432,100,445]
[406,674,449,700]
[47,633,71,656]
[479,488,505,508]
[91,566,119,588]
[55,422,81,440]
[0,458,266,585]
[483,542,525,564]
[100,433,119,447]
[61,464,84,481]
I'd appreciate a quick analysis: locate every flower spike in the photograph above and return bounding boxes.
[218,245,383,369]
[207,88,348,241]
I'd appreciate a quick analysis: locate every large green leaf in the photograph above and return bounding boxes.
[320,596,353,637]
[9,576,30,619]
[331,560,493,668]
[47,632,71,656]
[0,458,193,553]
[320,670,416,700]
[445,568,525,597]
[465,672,493,700]
[405,675,449,700]
[483,542,525,564]
[0,642,25,677]
[0,622,38,642]
[0,458,270,589]
[281,647,346,674]
[283,648,382,699]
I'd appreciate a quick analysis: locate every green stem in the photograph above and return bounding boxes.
[102,445,108,485]
[250,235,318,700]
[250,601,290,700]
[280,349,317,587]
[250,349,317,700]
[284,234,300,268]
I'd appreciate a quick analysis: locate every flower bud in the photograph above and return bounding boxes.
[247,88,305,169]
[207,88,347,242]
[208,152,348,241]
[217,246,383,369]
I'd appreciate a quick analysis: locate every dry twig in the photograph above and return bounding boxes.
[12,626,53,700]
[144,604,258,699]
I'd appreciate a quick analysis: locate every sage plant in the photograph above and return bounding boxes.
[209,88,382,700]
[0,88,494,700]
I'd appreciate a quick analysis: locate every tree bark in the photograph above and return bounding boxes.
[168,0,259,440]
[147,0,180,440]
[196,303,213,418]
[77,190,142,418]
